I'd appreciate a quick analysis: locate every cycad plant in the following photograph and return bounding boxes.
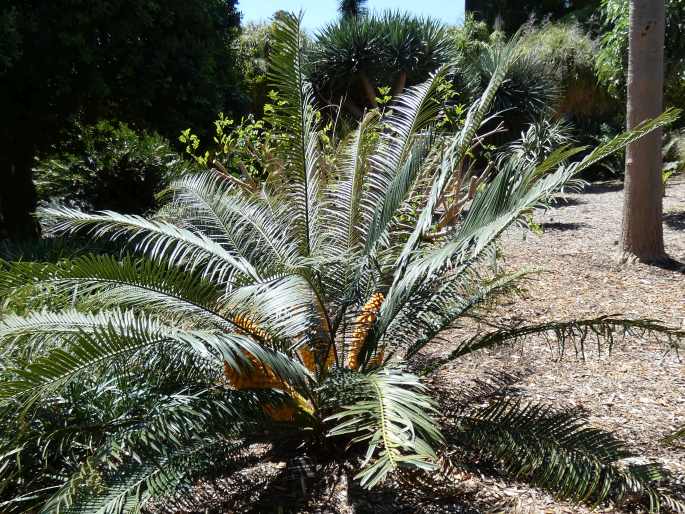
[1,13,684,514]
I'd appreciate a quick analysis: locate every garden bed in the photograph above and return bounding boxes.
[155,178,685,513]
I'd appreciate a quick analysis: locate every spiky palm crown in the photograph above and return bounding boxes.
[309,12,451,112]
[1,12,684,514]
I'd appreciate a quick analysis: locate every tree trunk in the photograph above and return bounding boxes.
[359,74,377,109]
[392,70,408,98]
[620,0,666,263]
[0,145,41,241]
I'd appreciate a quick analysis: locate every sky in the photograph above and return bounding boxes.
[237,0,465,32]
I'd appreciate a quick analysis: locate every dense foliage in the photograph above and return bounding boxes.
[0,0,242,239]
[596,0,685,106]
[465,0,600,32]
[179,113,279,183]
[520,22,617,121]
[34,121,184,214]
[309,12,451,116]
[236,23,274,115]
[1,13,683,514]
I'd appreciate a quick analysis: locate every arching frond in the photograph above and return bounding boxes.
[373,109,679,359]
[324,110,380,257]
[394,36,523,272]
[164,172,302,269]
[269,12,324,258]
[429,316,685,373]
[223,274,318,347]
[1,314,309,405]
[397,269,531,360]
[38,208,260,286]
[364,66,450,253]
[42,391,261,514]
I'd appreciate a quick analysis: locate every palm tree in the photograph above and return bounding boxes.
[309,12,450,116]
[0,12,683,513]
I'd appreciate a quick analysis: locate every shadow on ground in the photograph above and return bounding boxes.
[541,222,590,232]
[550,196,585,207]
[652,257,685,275]
[582,182,624,194]
[664,211,685,231]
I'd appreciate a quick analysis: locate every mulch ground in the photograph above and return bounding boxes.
[166,178,684,514]
[421,177,685,513]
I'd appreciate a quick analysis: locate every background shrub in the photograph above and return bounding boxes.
[34,121,185,214]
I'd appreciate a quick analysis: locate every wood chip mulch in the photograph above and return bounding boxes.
[423,177,685,513]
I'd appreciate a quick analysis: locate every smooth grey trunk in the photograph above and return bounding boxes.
[621,0,666,262]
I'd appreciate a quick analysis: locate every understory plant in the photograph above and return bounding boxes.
[1,13,684,514]
[34,120,184,214]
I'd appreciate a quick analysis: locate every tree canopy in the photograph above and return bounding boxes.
[466,0,599,32]
[0,0,242,239]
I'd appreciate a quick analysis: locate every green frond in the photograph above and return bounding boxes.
[375,107,679,356]
[326,367,443,488]
[1,314,309,405]
[223,274,319,347]
[0,309,138,358]
[372,37,522,344]
[396,35,522,263]
[318,110,380,307]
[398,269,532,360]
[165,172,302,268]
[47,460,179,514]
[324,109,380,257]
[52,438,249,514]
[43,391,259,514]
[451,397,685,511]
[1,253,225,316]
[1,315,183,403]
[268,11,310,128]
[364,66,450,253]
[269,12,323,258]
[430,316,685,372]
[37,207,260,286]
[575,108,681,174]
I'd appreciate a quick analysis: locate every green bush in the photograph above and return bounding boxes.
[596,0,685,111]
[236,23,273,116]
[519,22,618,121]
[179,113,279,183]
[0,0,244,240]
[449,23,561,153]
[34,121,185,214]
[515,22,624,179]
